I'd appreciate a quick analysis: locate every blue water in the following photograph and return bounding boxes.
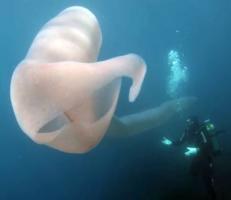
[1,0,231,199]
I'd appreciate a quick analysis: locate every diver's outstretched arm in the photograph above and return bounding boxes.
[108,96,197,137]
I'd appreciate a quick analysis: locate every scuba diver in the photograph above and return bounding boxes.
[162,116,222,200]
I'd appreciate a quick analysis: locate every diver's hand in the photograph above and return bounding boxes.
[161,137,173,146]
[184,147,199,157]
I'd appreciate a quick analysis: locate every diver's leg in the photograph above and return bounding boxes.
[189,156,206,196]
[202,160,217,200]
[202,175,216,200]
[190,156,200,176]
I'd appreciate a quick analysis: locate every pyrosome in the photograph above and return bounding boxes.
[167,50,188,99]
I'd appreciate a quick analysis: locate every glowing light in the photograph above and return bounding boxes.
[161,137,173,146]
[184,146,199,156]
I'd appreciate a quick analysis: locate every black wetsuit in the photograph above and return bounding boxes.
[174,123,217,200]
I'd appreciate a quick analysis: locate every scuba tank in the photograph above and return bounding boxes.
[203,119,221,156]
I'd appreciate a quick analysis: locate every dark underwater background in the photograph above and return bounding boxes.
[0,0,231,199]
